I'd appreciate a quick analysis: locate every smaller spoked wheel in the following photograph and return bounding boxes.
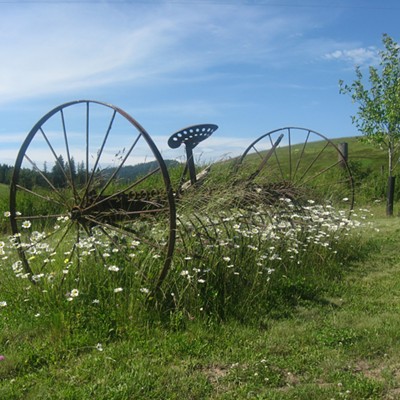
[9,100,176,291]
[234,127,354,212]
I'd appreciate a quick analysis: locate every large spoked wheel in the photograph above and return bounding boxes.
[234,127,354,212]
[9,100,176,290]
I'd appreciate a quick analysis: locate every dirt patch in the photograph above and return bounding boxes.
[202,364,230,384]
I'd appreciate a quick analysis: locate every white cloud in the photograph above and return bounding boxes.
[324,46,378,65]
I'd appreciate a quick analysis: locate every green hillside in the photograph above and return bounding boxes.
[330,136,387,170]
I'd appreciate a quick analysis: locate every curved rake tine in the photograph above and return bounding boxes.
[96,207,169,219]
[96,225,141,264]
[83,216,164,251]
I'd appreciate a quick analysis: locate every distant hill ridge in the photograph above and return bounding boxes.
[104,159,181,182]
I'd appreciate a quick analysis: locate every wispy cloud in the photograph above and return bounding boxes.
[0,3,180,102]
[0,1,319,105]
[323,46,378,66]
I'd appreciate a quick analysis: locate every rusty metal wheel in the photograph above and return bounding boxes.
[9,100,176,290]
[234,127,354,211]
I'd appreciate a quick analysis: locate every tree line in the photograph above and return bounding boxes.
[0,157,180,191]
[0,156,86,190]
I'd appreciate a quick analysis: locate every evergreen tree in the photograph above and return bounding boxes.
[51,155,67,188]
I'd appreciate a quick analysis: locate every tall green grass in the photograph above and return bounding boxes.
[0,184,373,328]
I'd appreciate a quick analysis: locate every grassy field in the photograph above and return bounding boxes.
[1,204,400,399]
[1,137,400,399]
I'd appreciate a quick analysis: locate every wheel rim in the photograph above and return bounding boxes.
[234,127,355,212]
[9,100,176,290]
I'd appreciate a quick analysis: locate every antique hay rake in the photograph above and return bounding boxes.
[9,100,354,291]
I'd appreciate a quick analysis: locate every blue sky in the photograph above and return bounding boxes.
[0,0,399,166]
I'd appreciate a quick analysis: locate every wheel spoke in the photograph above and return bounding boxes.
[39,127,78,201]
[47,222,74,254]
[78,221,108,263]
[297,141,330,184]
[23,154,69,205]
[95,132,142,200]
[82,167,161,214]
[20,221,73,253]
[288,128,292,181]
[80,109,117,207]
[15,184,65,208]
[252,145,264,160]
[300,160,342,186]
[17,222,74,275]
[37,222,74,272]
[67,226,80,275]
[269,134,285,181]
[14,213,67,220]
[60,110,79,203]
[247,133,284,182]
[293,130,311,181]
[97,225,137,263]
[85,102,90,184]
